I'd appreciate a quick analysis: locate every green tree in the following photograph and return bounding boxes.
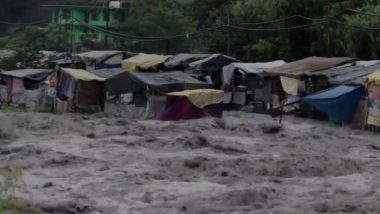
[120,0,197,54]
[341,2,380,59]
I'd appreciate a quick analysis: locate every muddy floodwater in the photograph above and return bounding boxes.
[0,111,379,214]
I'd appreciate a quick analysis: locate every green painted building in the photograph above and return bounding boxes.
[44,4,126,44]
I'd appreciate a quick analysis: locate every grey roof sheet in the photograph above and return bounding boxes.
[263,56,356,77]
[132,71,207,86]
[89,68,125,79]
[164,53,211,68]
[189,54,240,70]
[312,61,380,84]
[1,69,52,79]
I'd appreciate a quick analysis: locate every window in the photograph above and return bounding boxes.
[91,10,100,21]
[84,12,90,23]
[53,11,59,24]
[63,9,71,19]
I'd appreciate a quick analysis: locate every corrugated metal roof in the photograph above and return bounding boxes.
[312,61,380,85]
[263,56,356,77]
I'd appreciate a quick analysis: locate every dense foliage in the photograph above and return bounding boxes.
[1,0,380,67]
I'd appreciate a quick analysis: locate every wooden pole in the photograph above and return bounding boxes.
[227,14,231,56]
[325,0,331,56]
[104,0,111,49]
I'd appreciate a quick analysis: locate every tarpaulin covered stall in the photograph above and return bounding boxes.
[263,56,357,95]
[159,89,224,121]
[222,61,286,87]
[122,53,171,72]
[263,57,357,115]
[301,85,364,124]
[105,71,209,118]
[364,70,380,128]
[55,68,105,113]
[189,54,240,88]
[0,69,53,107]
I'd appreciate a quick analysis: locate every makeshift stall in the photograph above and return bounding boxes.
[0,69,53,108]
[189,54,240,89]
[264,56,357,116]
[55,68,105,113]
[222,61,286,111]
[159,89,224,121]
[364,70,380,131]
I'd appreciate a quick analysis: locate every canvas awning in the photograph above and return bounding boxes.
[106,71,208,95]
[163,53,211,69]
[89,68,125,79]
[222,60,286,85]
[61,68,105,82]
[168,89,224,108]
[301,85,364,123]
[263,57,356,78]
[75,50,126,65]
[160,89,224,121]
[122,53,171,72]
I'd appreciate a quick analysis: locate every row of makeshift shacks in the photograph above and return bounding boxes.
[1,50,380,130]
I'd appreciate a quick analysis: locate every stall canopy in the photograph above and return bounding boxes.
[189,54,240,71]
[106,71,208,95]
[301,85,364,123]
[311,61,380,85]
[163,53,210,69]
[76,50,123,64]
[263,56,356,77]
[61,68,105,82]
[122,53,171,72]
[1,69,52,82]
[222,60,286,86]
[75,50,135,69]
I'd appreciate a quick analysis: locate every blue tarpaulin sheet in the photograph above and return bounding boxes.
[302,85,364,123]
